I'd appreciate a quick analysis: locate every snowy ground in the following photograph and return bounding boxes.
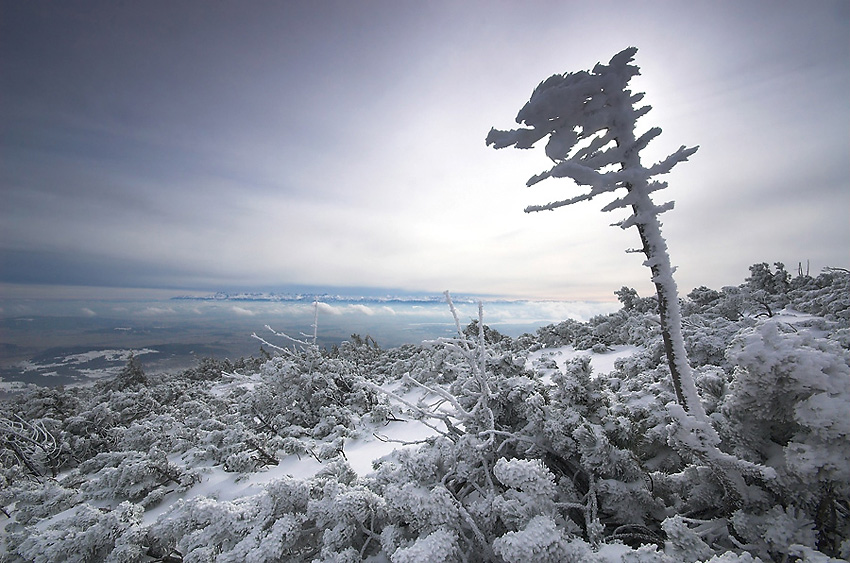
[527,344,638,380]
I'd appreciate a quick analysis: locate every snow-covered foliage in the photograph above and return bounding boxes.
[1,265,847,562]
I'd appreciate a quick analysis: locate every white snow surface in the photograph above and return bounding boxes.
[526,344,638,379]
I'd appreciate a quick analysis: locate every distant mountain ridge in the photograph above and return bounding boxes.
[171,291,496,304]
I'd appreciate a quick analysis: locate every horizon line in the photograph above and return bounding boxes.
[0,282,619,304]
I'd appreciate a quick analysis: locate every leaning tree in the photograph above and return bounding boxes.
[487,47,700,416]
[487,47,772,503]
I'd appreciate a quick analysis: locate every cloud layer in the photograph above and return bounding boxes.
[2,1,847,300]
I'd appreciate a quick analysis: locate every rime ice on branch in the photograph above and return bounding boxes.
[486,47,701,417]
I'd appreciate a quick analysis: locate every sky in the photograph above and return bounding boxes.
[1,0,848,301]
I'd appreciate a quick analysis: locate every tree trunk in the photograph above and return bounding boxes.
[637,220,687,408]
[628,184,705,418]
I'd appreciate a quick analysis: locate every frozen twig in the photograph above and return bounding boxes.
[367,292,498,450]
[372,433,432,446]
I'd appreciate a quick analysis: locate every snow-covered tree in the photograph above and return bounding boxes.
[486,48,776,506]
[0,415,62,479]
[486,47,699,416]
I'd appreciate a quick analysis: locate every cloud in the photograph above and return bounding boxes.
[1,2,846,300]
[231,306,256,316]
[138,307,176,316]
[348,304,375,316]
[486,300,619,324]
[80,307,97,317]
[315,302,342,316]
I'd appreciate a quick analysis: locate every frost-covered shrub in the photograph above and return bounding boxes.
[0,476,78,528]
[383,483,460,535]
[248,350,375,440]
[308,477,385,559]
[10,501,145,563]
[179,355,260,381]
[418,345,476,385]
[743,262,792,317]
[60,406,117,463]
[721,320,850,554]
[388,528,459,563]
[76,448,194,506]
[573,424,660,530]
[185,415,281,472]
[533,293,658,352]
[463,320,514,350]
[370,344,445,386]
[102,354,148,392]
[730,505,818,562]
[148,462,385,562]
[661,515,713,563]
[492,515,572,563]
[223,449,260,473]
[617,313,662,349]
[534,318,592,349]
[114,413,181,453]
[492,458,558,529]
[789,270,850,327]
[722,321,850,484]
[21,386,80,420]
[714,287,748,322]
[616,287,659,314]
[549,356,605,416]
[683,315,753,370]
[692,366,727,415]
[149,476,317,563]
[603,363,677,469]
[684,286,724,315]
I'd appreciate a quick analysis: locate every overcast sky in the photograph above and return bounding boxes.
[1,1,847,301]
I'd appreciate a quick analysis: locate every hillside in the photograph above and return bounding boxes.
[1,264,848,562]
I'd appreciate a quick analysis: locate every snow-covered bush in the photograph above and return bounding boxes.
[491,458,559,529]
[386,528,459,563]
[149,476,316,562]
[492,515,572,563]
[789,269,850,327]
[103,354,147,392]
[10,501,146,563]
[743,262,791,318]
[683,285,747,322]
[0,476,78,529]
[75,448,197,508]
[683,315,753,371]
[721,320,850,552]
[248,348,375,441]
[661,515,714,563]
[307,474,385,559]
[730,504,818,562]
[722,321,850,482]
